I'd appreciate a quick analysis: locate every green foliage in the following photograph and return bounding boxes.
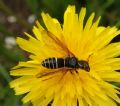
[0,0,120,106]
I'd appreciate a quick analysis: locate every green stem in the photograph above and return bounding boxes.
[0,65,11,82]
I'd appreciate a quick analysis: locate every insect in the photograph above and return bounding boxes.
[42,57,90,72]
[39,30,90,79]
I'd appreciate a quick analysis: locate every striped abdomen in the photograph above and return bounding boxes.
[42,58,65,69]
[41,57,90,71]
[41,57,79,69]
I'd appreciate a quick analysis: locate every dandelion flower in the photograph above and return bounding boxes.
[10,5,120,106]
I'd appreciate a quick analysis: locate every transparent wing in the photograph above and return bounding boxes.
[36,69,61,78]
[41,30,73,56]
[36,69,68,81]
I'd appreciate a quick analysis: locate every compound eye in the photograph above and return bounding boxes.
[78,60,90,72]
[78,62,84,68]
[84,62,90,72]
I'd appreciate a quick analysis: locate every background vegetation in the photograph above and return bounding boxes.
[0,0,120,106]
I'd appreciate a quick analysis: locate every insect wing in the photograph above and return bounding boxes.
[36,69,61,78]
[41,30,71,55]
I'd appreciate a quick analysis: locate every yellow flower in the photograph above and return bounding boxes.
[10,5,120,106]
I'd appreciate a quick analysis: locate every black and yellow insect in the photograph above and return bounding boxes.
[42,57,90,72]
[41,31,90,72]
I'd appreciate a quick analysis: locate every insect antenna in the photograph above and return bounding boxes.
[86,53,93,63]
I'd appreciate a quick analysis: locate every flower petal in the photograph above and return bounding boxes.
[41,12,63,40]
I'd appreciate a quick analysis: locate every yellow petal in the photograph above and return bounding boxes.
[90,27,120,52]
[10,68,40,76]
[41,12,63,40]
